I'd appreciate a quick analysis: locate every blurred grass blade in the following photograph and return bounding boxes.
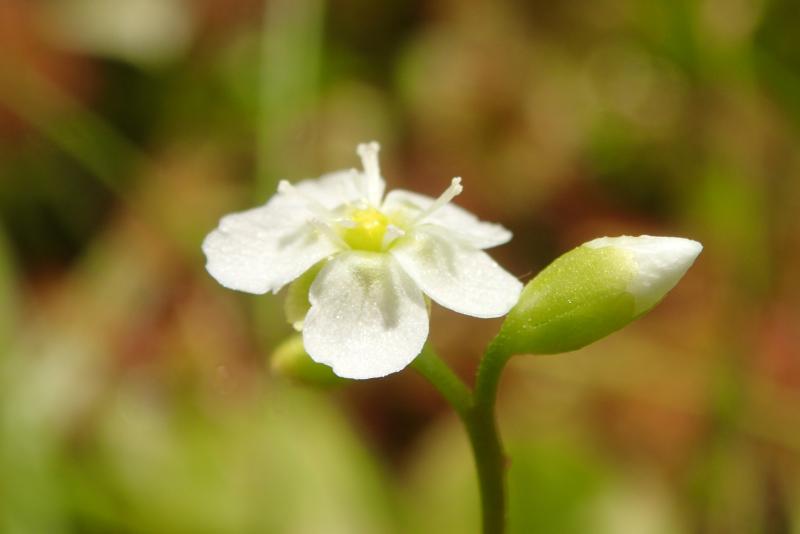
[0,224,17,352]
[253,0,325,350]
[256,0,325,198]
[0,60,144,197]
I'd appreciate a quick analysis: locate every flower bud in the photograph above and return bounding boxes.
[271,335,346,387]
[498,235,702,355]
[284,263,323,331]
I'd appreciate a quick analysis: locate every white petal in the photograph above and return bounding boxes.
[390,226,522,318]
[303,252,429,379]
[295,169,382,209]
[202,194,340,294]
[382,189,511,248]
[585,235,702,313]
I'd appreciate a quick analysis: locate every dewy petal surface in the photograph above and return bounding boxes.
[202,193,340,294]
[303,252,429,379]
[382,189,511,249]
[390,226,522,318]
[295,169,384,209]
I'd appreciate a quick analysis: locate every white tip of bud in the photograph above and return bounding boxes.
[584,235,702,313]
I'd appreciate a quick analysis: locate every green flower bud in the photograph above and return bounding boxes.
[284,262,323,331]
[271,335,347,387]
[498,235,702,355]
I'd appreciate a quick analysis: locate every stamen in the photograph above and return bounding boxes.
[356,142,380,178]
[413,177,463,224]
[277,180,333,219]
[382,224,405,249]
[356,142,382,205]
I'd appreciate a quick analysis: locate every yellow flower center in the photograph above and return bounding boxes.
[341,207,389,252]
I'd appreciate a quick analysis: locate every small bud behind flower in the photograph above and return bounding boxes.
[497,235,702,355]
[284,263,323,331]
[271,335,347,387]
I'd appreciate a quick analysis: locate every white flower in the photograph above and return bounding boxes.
[203,142,522,379]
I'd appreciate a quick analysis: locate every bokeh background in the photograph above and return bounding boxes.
[1,0,799,532]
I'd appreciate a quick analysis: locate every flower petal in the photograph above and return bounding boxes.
[390,227,522,318]
[382,189,511,249]
[202,195,340,294]
[295,169,382,209]
[303,252,429,379]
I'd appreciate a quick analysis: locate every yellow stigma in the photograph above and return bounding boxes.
[341,207,389,251]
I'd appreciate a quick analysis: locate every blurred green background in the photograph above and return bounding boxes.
[1,0,799,532]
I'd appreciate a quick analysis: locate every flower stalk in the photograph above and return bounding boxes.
[412,341,512,534]
[410,233,703,533]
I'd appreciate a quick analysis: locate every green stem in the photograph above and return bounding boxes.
[412,340,513,534]
[474,337,513,416]
[411,345,472,417]
[469,338,512,534]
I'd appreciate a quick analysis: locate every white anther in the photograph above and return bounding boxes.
[356,142,383,205]
[413,177,463,224]
[277,179,294,195]
[356,142,380,177]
